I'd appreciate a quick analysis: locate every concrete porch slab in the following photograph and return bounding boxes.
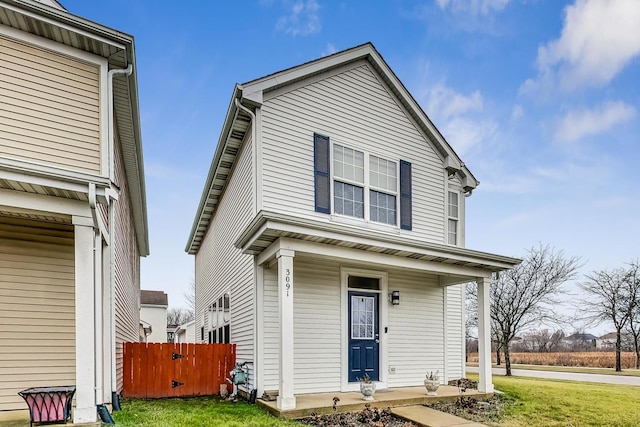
[257,385,492,419]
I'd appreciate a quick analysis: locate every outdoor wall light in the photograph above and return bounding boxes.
[389,290,400,305]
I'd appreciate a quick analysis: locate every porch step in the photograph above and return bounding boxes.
[392,406,488,427]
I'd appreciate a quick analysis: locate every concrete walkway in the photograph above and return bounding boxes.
[467,366,640,386]
[393,406,488,427]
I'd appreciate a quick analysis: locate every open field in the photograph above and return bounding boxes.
[467,373,640,427]
[468,352,638,369]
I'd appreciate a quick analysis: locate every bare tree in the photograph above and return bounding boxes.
[579,265,636,371]
[184,278,196,315]
[491,244,581,375]
[167,307,194,326]
[624,261,640,369]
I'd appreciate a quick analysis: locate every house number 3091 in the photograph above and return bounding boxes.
[285,269,291,297]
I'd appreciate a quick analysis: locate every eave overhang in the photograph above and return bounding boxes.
[235,211,521,277]
[0,0,149,255]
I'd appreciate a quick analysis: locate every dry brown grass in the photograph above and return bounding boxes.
[467,352,638,369]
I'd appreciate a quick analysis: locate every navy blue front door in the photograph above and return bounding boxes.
[348,291,379,382]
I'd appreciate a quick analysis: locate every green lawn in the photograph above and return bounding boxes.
[467,362,640,377]
[112,397,303,427]
[469,374,640,427]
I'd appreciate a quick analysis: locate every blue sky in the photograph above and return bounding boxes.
[62,0,639,329]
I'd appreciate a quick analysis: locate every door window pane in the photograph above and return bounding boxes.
[351,295,375,339]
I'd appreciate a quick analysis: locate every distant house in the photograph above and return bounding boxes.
[140,290,169,343]
[175,320,196,343]
[0,0,148,423]
[186,42,520,411]
[596,332,633,351]
[563,333,597,350]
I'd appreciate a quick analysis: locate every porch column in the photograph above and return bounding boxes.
[276,249,296,410]
[73,218,98,422]
[476,276,494,393]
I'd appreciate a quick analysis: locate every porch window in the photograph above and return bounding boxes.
[206,293,231,344]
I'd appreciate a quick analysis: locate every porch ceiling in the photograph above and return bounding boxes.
[236,211,521,275]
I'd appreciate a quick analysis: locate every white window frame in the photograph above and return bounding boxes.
[447,190,460,246]
[331,142,399,227]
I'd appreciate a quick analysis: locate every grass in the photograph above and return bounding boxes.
[467,352,639,370]
[467,373,640,427]
[467,362,640,377]
[112,396,303,427]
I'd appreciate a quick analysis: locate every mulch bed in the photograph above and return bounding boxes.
[298,404,417,427]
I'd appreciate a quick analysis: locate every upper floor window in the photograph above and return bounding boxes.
[447,191,459,245]
[315,134,412,230]
[332,144,398,226]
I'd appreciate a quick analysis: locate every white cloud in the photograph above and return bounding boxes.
[276,0,321,36]
[424,83,494,155]
[511,105,524,121]
[321,42,336,57]
[524,0,640,93]
[555,101,636,142]
[427,83,483,120]
[436,0,511,14]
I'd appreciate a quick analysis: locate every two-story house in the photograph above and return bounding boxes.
[0,0,148,423]
[186,43,518,412]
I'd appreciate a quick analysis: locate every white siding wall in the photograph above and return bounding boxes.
[445,284,464,380]
[387,269,445,387]
[0,217,75,413]
[0,34,102,174]
[195,135,254,363]
[262,258,342,393]
[140,305,167,343]
[113,134,141,392]
[263,256,460,393]
[261,62,447,243]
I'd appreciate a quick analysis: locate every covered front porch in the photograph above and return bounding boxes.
[258,385,493,419]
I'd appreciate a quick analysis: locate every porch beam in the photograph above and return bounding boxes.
[476,276,494,393]
[276,249,296,410]
[277,237,493,278]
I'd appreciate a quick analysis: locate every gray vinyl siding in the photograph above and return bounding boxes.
[387,268,444,387]
[0,34,102,174]
[262,258,342,394]
[445,284,464,380]
[0,217,75,412]
[195,135,255,364]
[261,62,446,243]
[113,135,141,392]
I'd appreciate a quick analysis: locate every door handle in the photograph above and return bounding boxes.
[375,333,379,344]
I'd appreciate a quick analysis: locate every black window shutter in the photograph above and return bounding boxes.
[400,160,412,230]
[314,133,331,213]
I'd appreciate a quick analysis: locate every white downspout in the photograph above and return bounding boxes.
[234,98,259,393]
[106,64,132,403]
[107,65,133,182]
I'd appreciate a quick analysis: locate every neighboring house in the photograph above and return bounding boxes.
[175,320,196,343]
[167,323,179,342]
[596,332,633,351]
[186,43,519,411]
[563,333,597,350]
[140,290,168,343]
[139,320,153,342]
[0,0,148,423]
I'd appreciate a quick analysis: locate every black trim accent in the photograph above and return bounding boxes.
[400,160,412,230]
[314,133,331,213]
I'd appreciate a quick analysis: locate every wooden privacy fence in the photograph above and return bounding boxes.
[123,342,236,398]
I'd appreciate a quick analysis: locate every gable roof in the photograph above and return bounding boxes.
[0,0,149,256]
[140,290,168,306]
[186,42,479,255]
